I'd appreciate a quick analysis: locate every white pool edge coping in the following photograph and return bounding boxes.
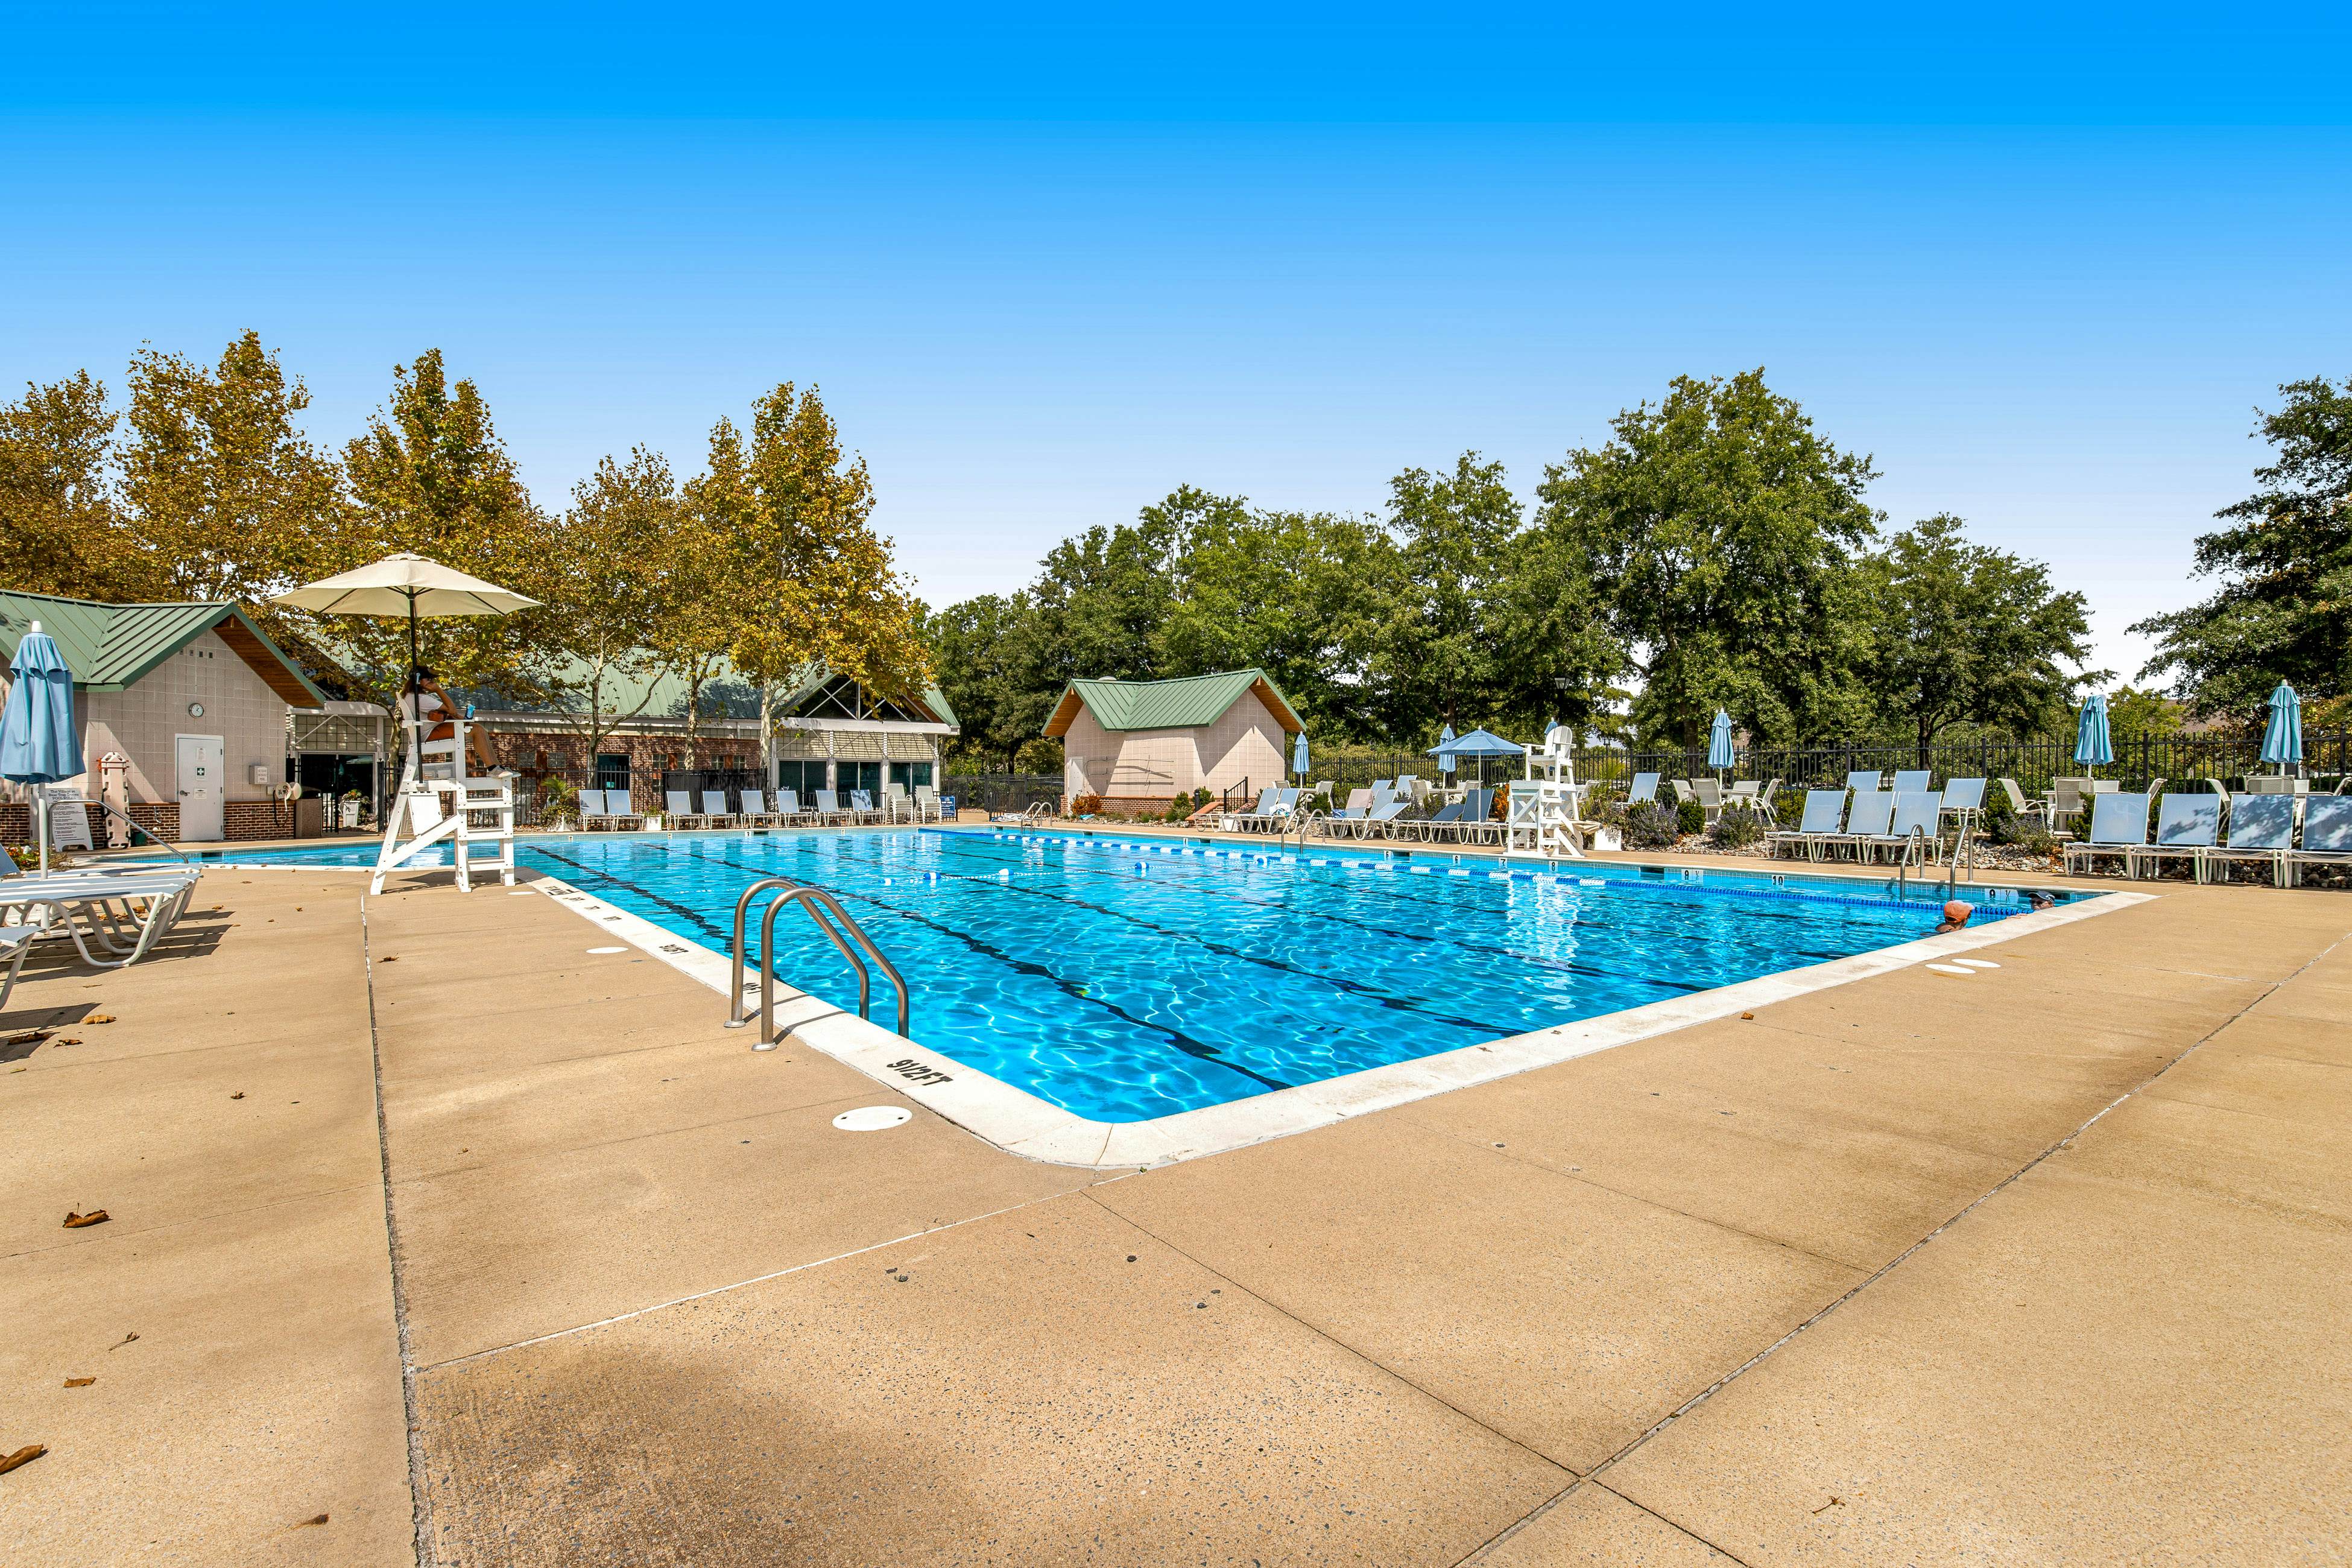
[501,846,2155,1172]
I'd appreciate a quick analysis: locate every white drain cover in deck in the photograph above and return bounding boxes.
[586,946,628,955]
[833,1106,913,1132]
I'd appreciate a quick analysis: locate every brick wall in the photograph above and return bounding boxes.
[1,800,180,850]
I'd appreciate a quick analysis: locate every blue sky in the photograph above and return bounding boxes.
[7,4,2351,684]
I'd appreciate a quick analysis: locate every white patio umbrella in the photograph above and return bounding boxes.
[274,552,540,692]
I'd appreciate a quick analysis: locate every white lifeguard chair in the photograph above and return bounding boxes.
[1513,723,1587,859]
[371,694,515,894]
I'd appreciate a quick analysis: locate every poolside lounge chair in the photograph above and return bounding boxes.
[774,789,821,826]
[0,921,38,1011]
[571,788,606,829]
[913,783,944,821]
[1845,770,1883,793]
[1349,801,1411,840]
[1411,795,1470,842]
[700,790,743,829]
[1891,769,1933,795]
[2131,792,2221,879]
[1,865,202,970]
[587,789,646,830]
[1626,772,1660,807]
[848,789,887,824]
[2061,792,2151,876]
[814,789,858,825]
[1835,791,1894,862]
[1996,777,2049,832]
[1765,789,1847,862]
[882,782,914,822]
[1455,788,1502,847]
[736,790,784,829]
[2198,794,2294,885]
[1866,791,1944,864]
[1690,778,1724,826]
[663,790,709,830]
[2287,795,2352,885]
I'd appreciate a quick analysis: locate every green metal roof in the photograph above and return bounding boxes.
[458,654,956,729]
[1046,668,1300,736]
[0,589,327,703]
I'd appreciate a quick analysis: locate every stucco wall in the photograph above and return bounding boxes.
[1061,690,1289,802]
[0,630,291,807]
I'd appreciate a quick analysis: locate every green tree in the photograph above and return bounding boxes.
[1535,370,1880,748]
[2106,685,2184,742]
[534,447,683,763]
[118,332,347,643]
[1363,454,1522,738]
[340,349,557,701]
[1023,496,1195,688]
[2132,376,2352,721]
[693,384,932,762]
[0,371,135,601]
[1860,513,2096,761]
[925,592,1055,770]
[1158,503,1386,732]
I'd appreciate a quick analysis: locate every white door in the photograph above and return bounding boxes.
[175,734,226,841]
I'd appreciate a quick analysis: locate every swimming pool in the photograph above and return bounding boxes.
[177,829,2064,1124]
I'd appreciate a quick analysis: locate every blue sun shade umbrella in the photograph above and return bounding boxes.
[2074,694,2113,776]
[1707,709,1735,785]
[1436,723,1456,777]
[3,620,86,872]
[1292,729,1309,784]
[1431,726,1523,789]
[2262,682,2303,775]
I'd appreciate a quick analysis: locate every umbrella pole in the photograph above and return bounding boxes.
[36,789,48,875]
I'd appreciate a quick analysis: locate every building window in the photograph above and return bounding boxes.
[888,761,933,790]
[595,753,631,792]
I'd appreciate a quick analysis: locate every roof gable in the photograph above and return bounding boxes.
[1045,668,1301,737]
[0,590,325,706]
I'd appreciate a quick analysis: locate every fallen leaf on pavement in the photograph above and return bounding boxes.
[1740,1010,1756,1019]
[107,1333,138,1351]
[63,1210,110,1228]
[379,956,398,963]
[86,1015,116,1025]
[63,1377,94,1388]
[56,1038,81,1046]
[294,1513,330,1528]
[231,1092,245,1099]
[0,1445,45,1476]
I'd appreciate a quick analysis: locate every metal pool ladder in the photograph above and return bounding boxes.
[726,875,911,1048]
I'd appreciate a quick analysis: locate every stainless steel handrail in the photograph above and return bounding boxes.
[759,886,911,1045]
[726,874,912,1046]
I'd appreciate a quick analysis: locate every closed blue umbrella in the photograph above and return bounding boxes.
[1435,724,1456,777]
[1707,709,1735,783]
[2074,693,2113,776]
[2262,682,2303,774]
[1292,729,1309,783]
[4,620,86,872]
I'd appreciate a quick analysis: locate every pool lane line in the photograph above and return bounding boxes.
[920,833,1835,993]
[975,829,1950,969]
[981,828,2018,922]
[674,841,1300,1098]
[809,832,1529,1036]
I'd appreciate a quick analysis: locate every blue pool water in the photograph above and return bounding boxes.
[179,829,2057,1122]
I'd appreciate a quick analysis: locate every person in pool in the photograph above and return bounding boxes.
[1933,899,1973,935]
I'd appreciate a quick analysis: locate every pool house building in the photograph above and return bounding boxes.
[1046,668,1303,815]
[461,661,959,811]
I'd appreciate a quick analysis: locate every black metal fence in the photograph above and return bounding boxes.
[943,771,1060,815]
[1576,732,2351,794]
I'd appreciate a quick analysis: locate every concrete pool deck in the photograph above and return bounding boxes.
[2,849,2347,1563]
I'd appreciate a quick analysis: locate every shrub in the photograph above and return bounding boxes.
[1621,801,1681,849]
[1070,793,1102,816]
[1162,797,1192,823]
[1192,786,1213,810]
[1676,795,1705,836]
[1710,806,1763,849]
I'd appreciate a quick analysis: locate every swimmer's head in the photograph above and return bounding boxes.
[1938,900,1972,931]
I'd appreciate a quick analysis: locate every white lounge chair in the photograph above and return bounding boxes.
[1844,769,1883,793]
[1766,789,1848,861]
[1625,772,1661,806]
[662,789,709,830]
[848,789,885,824]
[813,789,858,826]
[2062,792,2151,876]
[1891,769,1933,795]
[1834,790,1894,862]
[1866,791,1944,864]
[2287,795,2352,886]
[774,789,821,826]
[2131,792,2221,879]
[913,783,943,822]
[2199,794,2294,885]
[736,790,783,829]
[700,790,743,829]
[2,867,202,970]
[0,921,37,1011]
